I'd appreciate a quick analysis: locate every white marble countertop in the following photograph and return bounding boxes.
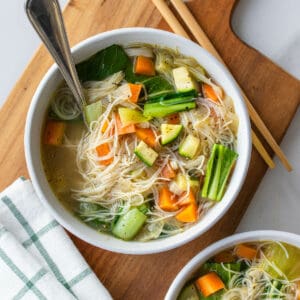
[0,0,299,235]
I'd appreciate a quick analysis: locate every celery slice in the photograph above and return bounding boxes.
[201,144,218,198]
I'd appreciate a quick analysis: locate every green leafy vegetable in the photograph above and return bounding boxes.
[76,44,130,81]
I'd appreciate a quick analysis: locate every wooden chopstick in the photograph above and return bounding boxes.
[168,0,292,171]
[151,0,283,170]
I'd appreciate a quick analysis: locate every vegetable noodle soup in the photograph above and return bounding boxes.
[42,44,239,241]
[178,241,300,300]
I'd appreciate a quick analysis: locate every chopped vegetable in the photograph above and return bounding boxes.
[134,141,158,167]
[44,121,66,145]
[158,187,179,212]
[142,76,174,99]
[161,124,183,145]
[179,191,196,206]
[161,163,176,179]
[135,127,157,147]
[202,83,219,103]
[128,83,143,103]
[96,143,113,165]
[115,113,136,135]
[201,144,238,201]
[118,107,150,125]
[125,47,153,58]
[134,56,156,76]
[173,66,198,93]
[176,202,198,223]
[179,134,200,159]
[178,283,199,300]
[196,272,225,297]
[201,263,242,286]
[76,44,129,82]
[112,208,147,240]
[167,113,180,124]
[144,100,196,118]
[84,101,102,125]
[261,242,300,280]
[235,244,257,260]
[173,173,200,194]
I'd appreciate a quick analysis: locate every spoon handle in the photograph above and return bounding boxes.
[25,0,86,109]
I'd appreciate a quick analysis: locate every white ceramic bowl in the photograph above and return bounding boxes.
[165,230,300,299]
[25,28,251,254]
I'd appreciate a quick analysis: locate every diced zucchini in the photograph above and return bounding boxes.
[178,283,199,300]
[179,134,200,159]
[143,101,196,118]
[118,107,151,125]
[172,66,198,93]
[112,208,147,240]
[84,101,102,125]
[174,173,200,194]
[161,124,183,145]
[134,141,158,167]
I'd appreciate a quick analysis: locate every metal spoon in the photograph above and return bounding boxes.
[25,0,86,116]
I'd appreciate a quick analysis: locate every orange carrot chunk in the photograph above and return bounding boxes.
[128,83,143,103]
[44,121,66,145]
[202,83,218,102]
[96,143,113,166]
[158,187,178,212]
[196,272,225,297]
[175,202,198,223]
[135,127,156,147]
[167,113,180,125]
[134,56,155,76]
[179,191,196,206]
[161,163,177,179]
[235,244,257,260]
[115,113,136,136]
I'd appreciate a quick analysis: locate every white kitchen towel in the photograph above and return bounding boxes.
[0,178,112,300]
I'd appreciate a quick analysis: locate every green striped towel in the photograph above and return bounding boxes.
[0,178,112,300]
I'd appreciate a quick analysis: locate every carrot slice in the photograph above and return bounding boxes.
[196,272,225,297]
[134,56,155,76]
[235,244,257,260]
[128,83,143,103]
[214,250,235,263]
[115,113,136,135]
[158,187,178,212]
[161,163,176,179]
[166,113,180,124]
[175,202,198,223]
[179,191,196,206]
[296,281,300,300]
[44,121,66,145]
[202,83,218,102]
[96,143,113,166]
[135,127,156,147]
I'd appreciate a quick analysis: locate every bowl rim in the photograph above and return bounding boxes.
[165,230,300,300]
[24,27,252,254]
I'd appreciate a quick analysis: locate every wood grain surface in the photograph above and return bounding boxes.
[0,1,299,299]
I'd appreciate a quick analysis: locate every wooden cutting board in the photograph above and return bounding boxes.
[0,0,299,299]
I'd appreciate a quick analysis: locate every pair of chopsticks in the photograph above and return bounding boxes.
[152,0,292,171]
